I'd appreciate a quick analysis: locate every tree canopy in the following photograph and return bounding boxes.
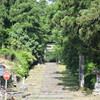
[45,0,100,88]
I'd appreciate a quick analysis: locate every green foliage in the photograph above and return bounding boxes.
[0,0,48,59]
[46,0,100,89]
[7,38,22,50]
[62,43,79,74]
[46,45,64,62]
[53,45,64,62]
[0,0,50,78]
[14,50,36,77]
[0,47,13,57]
[0,0,99,89]
[0,29,9,47]
[84,62,98,89]
[46,51,56,62]
[0,48,36,77]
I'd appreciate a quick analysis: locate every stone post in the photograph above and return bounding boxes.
[12,74,17,86]
[19,77,28,91]
[92,70,100,95]
[23,77,25,85]
[44,48,46,63]
[79,55,85,87]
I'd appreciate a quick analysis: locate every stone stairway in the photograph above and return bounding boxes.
[1,63,79,100]
[25,65,46,94]
[1,63,100,100]
[40,63,69,93]
[27,63,78,100]
[22,63,78,100]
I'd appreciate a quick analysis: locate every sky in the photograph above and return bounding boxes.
[36,0,53,5]
[36,0,40,2]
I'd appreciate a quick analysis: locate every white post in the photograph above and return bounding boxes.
[5,80,7,100]
[23,77,25,85]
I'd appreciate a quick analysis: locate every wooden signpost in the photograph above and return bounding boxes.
[3,72,10,100]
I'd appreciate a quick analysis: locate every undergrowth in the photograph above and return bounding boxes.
[0,47,36,78]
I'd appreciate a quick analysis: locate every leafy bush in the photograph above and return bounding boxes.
[84,62,98,89]
[13,50,36,77]
[0,48,36,77]
[0,47,13,57]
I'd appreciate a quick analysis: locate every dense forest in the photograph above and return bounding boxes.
[0,0,100,89]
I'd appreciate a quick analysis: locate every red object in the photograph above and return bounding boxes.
[5,88,7,92]
[11,96,15,100]
[3,72,10,80]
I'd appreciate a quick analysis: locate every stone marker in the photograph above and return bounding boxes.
[38,63,40,66]
[12,74,17,87]
[92,70,100,95]
[79,55,84,87]
[20,77,28,91]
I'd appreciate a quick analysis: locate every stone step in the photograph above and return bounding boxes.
[59,78,78,81]
[57,83,78,86]
[31,98,74,100]
[60,72,78,76]
[54,76,78,80]
[27,94,73,99]
[40,91,70,93]
[38,92,71,95]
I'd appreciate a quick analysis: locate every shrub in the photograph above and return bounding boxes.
[0,48,36,77]
[0,47,13,59]
[84,62,98,89]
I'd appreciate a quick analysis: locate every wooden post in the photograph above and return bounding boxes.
[79,55,84,87]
